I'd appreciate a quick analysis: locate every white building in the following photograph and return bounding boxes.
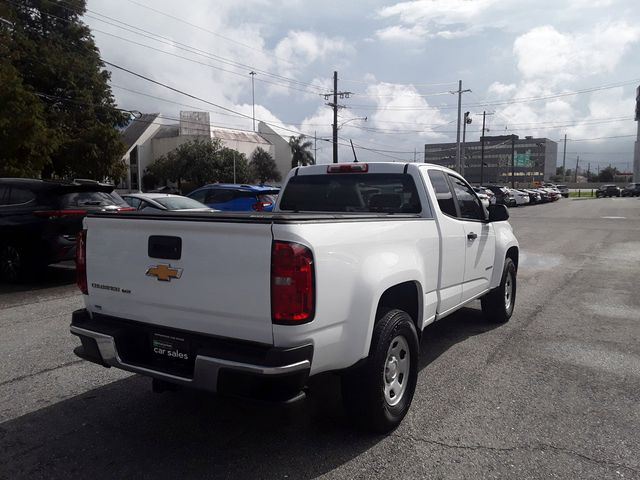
[119,111,293,192]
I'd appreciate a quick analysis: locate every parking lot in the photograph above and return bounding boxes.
[1,197,639,479]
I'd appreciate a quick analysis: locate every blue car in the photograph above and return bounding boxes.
[187,184,280,212]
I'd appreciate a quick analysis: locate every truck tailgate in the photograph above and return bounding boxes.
[84,216,274,344]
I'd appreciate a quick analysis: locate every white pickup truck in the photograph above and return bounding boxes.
[71,162,519,432]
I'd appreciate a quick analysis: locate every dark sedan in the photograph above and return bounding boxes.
[595,185,621,198]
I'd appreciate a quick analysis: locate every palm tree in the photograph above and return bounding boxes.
[289,135,315,168]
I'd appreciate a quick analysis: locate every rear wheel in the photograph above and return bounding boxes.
[0,244,24,283]
[481,257,516,323]
[341,309,419,433]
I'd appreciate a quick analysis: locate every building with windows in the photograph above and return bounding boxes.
[120,112,293,192]
[424,135,558,185]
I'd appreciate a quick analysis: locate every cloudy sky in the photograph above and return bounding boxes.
[86,0,640,170]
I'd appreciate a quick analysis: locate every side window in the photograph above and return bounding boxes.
[189,190,206,203]
[448,175,485,221]
[124,197,142,209]
[427,170,457,217]
[9,188,36,205]
[205,190,235,203]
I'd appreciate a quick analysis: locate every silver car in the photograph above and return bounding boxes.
[122,193,215,212]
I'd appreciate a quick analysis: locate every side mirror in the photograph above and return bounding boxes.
[487,204,509,222]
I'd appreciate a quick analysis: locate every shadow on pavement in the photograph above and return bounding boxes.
[0,306,501,479]
[0,264,76,295]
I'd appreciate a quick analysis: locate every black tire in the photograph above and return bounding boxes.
[0,243,44,283]
[481,257,516,324]
[0,243,25,283]
[341,309,419,433]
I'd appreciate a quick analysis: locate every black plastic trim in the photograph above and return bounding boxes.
[87,211,423,224]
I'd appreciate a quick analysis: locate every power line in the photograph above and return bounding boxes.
[346,78,640,111]
[6,0,326,96]
[75,4,326,92]
[122,0,304,69]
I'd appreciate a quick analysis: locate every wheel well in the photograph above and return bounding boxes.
[376,281,420,333]
[506,246,519,271]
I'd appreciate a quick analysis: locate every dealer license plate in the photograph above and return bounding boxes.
[151,333,191,362]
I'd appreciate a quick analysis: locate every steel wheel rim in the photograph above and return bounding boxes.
[504,271,513,311]
[383,335,410,407]
[1,246,21,282]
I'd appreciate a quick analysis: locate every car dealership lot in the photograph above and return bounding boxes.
[1,198,639,479]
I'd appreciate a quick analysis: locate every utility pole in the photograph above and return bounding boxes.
[350,139,358,162]
[332,71,338,164]
[323,71,351,163]
[574,155,579,183]
[562,133,567,180]
[479,111,494,186]
[414,148,417,163]
[249,71,256,131]
[511,134,516,188]
[451,80,471,173]
[587,162,591,180]
[314,130,317,163]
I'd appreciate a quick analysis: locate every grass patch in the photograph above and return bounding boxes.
[569,190,595,198]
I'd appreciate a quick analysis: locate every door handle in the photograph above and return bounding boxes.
[467,232,478,240]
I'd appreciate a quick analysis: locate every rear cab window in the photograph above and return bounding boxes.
[279,173,423,214]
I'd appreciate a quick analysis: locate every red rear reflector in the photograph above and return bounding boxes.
[252,201,272,211]
[271,241,314,324]
[117,207,136,212]
[34,209,87,218]
[327,163,368,173]
[76,230,88,295]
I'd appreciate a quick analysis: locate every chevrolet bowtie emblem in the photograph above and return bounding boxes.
[146,264,183,282]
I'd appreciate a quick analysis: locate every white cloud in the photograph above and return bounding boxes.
[376,25,429,43]
[364,83,450,139]
[513,22,640,82]
[275,31,352,66]
[488,82,517,98]
[378,0,499,25]
[376,0,501,41]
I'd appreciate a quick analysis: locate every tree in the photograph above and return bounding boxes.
[1,0,128,179]
[0,59,56,177]
[289,135,314,168]
[250,147,281,184]
[146,138,251,190]
[598,166,618,182]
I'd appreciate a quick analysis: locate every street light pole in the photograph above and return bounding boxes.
[461,111,471,176]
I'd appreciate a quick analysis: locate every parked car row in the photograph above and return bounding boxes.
[480,184,563,208]
[622,183,640,197]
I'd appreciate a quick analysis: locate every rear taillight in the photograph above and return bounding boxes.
[271,241,314,324]
[76,229,88,294]
[117,206,136,212]
[33,209,87,218]
[252,201,272,211]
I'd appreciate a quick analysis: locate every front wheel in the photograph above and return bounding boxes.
[341,309,419,433]
[481,257,516,323]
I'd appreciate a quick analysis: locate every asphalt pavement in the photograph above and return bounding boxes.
[1,197,639,479]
